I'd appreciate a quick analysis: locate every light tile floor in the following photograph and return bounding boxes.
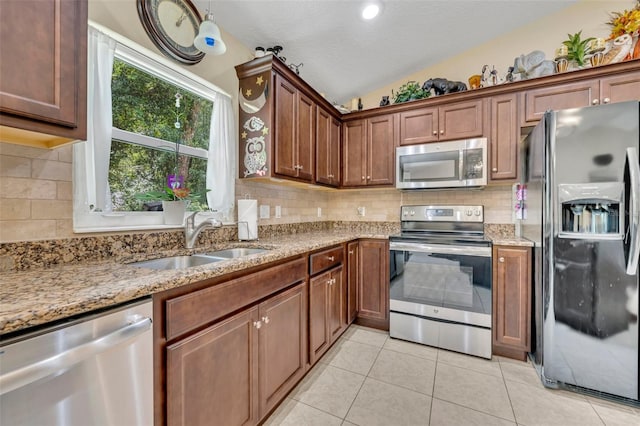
[265,325,640,426]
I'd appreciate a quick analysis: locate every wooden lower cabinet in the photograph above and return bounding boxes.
[347,241,359,323]
[166,282,307,426]
[309,266,346,364]
[356,239,389,330]
[258,284,308,416]
[492,245,532,361]
[166,307,259,426]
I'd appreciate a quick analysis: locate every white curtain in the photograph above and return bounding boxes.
[73,27,116,213]
[206,93,236,219]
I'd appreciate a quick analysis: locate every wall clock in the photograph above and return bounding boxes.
[137,0,205,65]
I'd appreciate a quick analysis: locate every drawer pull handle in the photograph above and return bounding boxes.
[492,167,498,172]
[261,316,270,324]
[253,320,262,329]
[328,256,335,261]
[499,257,505,263]
[439,130,444,135]
[432,131,437,135]
[592,99,600,105]
[603,97,610,104]
[327,279,332,286]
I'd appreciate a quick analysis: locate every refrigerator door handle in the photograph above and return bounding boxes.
[625,147,640,275]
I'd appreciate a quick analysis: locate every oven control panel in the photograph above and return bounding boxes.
[400,205,483,222]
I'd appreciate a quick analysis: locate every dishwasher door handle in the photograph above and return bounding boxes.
[0,316,152,396]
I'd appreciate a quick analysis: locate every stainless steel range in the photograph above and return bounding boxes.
[389,205,492,358]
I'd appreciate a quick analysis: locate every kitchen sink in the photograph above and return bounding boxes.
[129,255,223,270]
[201,248,269,259]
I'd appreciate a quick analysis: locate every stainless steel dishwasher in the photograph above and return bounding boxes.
[0,297,153,426]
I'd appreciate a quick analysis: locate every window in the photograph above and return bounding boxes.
[73,23,235,233]
[110,58,212,212]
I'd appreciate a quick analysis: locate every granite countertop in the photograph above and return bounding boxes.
[0,226,532,336]
[0,231,386,336]
[488,236,534,247]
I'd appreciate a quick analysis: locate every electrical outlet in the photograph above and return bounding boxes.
[259,204,270,219]
[317,207,322,217]
[357,206,366,216]
[275,205,282,218]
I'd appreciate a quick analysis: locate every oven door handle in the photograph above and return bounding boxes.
[389,241,491,257]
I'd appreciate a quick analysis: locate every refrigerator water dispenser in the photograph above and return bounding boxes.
[558,182,623,238]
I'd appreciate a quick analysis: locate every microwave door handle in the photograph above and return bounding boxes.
[626,147,640,275]
[459,149,464,181]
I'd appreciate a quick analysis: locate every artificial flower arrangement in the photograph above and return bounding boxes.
[607,0,640,39]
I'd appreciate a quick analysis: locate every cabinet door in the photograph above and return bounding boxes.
[167,307,259,426]
[357,239,389,329]
[329,117,341,186]
[328,266,346,341]
[259,283,307,417]
[274,74,298,178]
[522,79,599,124]
[0,0,87,141]
[347,241,359,323]
[399,106,438,145]
[492,246,531,361]
[309,271,330,364]
[367,114,396,186]
[296,91,315,182]
[599,73,640,104]
[316,106,332,185]
[342,119,367,187]
[490,93,519,181]
[439,99,484,141]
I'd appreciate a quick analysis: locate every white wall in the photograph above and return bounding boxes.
[359,0,633,109]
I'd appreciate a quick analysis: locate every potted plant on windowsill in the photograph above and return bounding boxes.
[134,176,193,225]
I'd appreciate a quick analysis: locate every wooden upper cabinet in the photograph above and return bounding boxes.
[316,107,341,187]
[274,75,297,178]
[343,114,396,187]
[522,72,640,126]
[522,79,599,124]
[367,114,396,186]
[296,91,315,181]
[599,73,640,104]
[0,0,88,148]
[342,119,367,186]
[492,245,531,361]
[489,93,519,182]
[399,99,484,145]
[439,99,485,141]
[273,74,314,182]
[399,107,438,145]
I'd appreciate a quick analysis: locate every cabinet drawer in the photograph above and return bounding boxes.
[165,257,307,341]
[310,246,344,275]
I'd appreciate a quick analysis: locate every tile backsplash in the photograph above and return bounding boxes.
[0,141,514,243]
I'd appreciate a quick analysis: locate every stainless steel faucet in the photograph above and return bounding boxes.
[184,211,222,248]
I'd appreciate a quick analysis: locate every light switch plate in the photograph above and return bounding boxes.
[275,205,282,218]
[259,204,270,219]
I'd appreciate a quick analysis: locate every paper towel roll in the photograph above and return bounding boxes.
[238,199,258,240]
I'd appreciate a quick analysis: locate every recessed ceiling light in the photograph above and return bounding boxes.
[362,2,381,20]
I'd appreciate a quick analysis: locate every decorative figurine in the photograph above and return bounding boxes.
[379,95,390,106]
[422,78,467,96]
[513,51,555,80]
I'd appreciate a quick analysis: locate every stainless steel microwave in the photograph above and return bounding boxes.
[395,138,488,189]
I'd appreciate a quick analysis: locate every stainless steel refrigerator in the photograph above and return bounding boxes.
[523,101,639,402]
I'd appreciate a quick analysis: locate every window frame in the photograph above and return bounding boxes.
[74,22,229,233]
